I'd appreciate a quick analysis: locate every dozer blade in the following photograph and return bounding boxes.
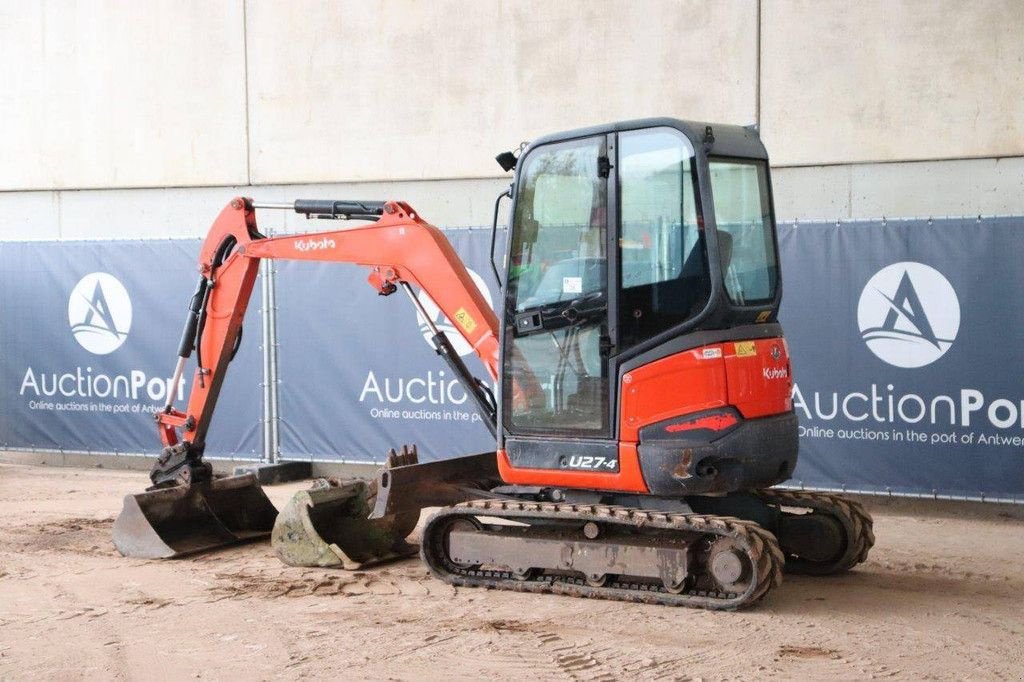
[370,450,502,519]
[271,478,418,569]
[112,473,278,559]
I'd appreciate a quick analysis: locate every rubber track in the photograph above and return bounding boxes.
[756,489,875,575]
[421,500,785,611]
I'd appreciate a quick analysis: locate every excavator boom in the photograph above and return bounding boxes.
[114,197,507,559]
[161,198,499,457]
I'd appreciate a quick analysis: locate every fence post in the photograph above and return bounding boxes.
[259,258,274,463]
[267,258,281,463]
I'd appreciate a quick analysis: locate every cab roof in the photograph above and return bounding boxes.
[526,117,769,161]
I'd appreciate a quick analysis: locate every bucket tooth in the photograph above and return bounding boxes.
[386,444,419,469]
[112,473,278,559]
[271,478,417,570]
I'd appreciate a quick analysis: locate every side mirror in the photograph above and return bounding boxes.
[495,151,517,172]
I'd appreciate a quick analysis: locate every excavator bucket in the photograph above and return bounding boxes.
[271,444,503,570]
[112,473,278,559]
[272,478,418,569]
[271,446,421,569]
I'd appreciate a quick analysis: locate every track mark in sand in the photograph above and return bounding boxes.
[377,633,461,663]
[455,623,568,679]
[533,630,619,681]
[53,605,109,621]
[776,639,902,679]
[121,595,174,612]
[879,557,1014,583]
[5,517,117,557]
[485,618,532,633]
[39,517,111,531]
[857,564,1023,601]
[471,618,682,680]
[205,566,446,601]
[777,645,842,660]
[946,610,1024,638]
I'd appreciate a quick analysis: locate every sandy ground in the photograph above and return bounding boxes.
[0,464,1022,681]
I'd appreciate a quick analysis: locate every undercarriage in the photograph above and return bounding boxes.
[417,485,874,610]
[421,500,784,610]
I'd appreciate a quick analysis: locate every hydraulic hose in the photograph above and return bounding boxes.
[194,235,237,371]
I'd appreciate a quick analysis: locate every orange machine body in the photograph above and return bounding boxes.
[498,339,794,494]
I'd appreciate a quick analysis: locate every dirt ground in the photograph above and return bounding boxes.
[1,463,1022,681]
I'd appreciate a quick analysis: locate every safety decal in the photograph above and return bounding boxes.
[453,307,478,334]
[734,341,757,357]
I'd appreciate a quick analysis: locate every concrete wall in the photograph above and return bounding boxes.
[245,0,756,183]
[1,0,1022,239]
[0,1,248,191]
[0,179,511,240]
[760,0,1024,166]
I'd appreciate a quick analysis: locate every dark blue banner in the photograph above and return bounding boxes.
[2,218,1022,501]
[274,228,504,463]
[0,240,262,457]
[779,217,1023,500]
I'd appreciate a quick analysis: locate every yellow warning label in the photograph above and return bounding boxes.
[755,310,771,323]
[453,307,478,335]
[735,341,757,357]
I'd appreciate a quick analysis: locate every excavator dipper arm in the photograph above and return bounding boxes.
[151,197,501,487]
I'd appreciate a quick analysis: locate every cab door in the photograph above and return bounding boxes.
[500,134,620,473]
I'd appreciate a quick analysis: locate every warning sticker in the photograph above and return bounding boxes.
[734,341,757,357]
[453,307,478,334]
[562,276,583,294]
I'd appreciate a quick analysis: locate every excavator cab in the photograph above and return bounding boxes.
[495,120,795,498]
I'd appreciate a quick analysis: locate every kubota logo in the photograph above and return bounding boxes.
[415,269,492,357]
[68,273,132,355]
[857,262,960,368]
[294,237,336,252]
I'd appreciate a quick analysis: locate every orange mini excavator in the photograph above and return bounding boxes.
[113,119,873,610]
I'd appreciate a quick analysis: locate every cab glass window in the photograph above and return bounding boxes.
[503,137,610,435]
[617,128,708,348]
[708,159,778,305]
